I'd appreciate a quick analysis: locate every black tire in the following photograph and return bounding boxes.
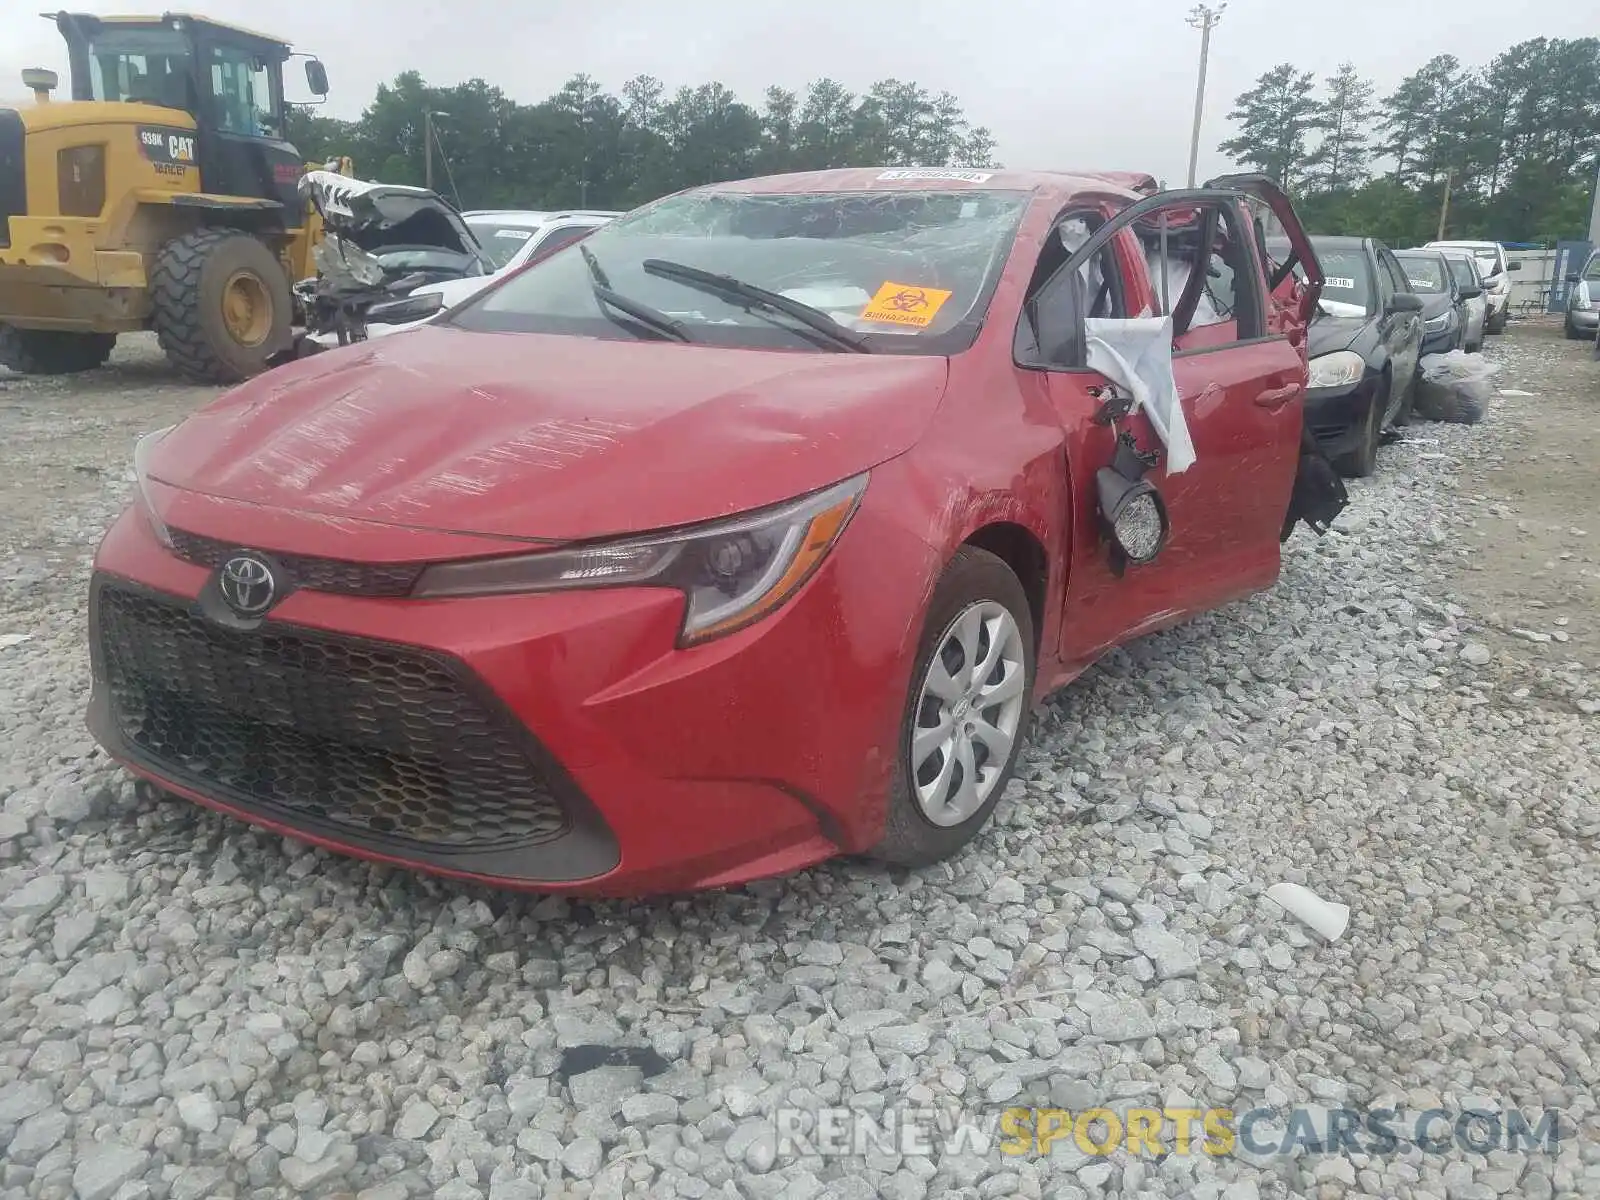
[1487,309,1507,334]
[1332,390,1381,478]
[0,324,115,375]
[1565,315,1585,341]
[869,546,1036,868]
[151,229,291,384]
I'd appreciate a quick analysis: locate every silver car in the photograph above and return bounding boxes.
[1564,248,1600,341]
[1435,249,1488,352]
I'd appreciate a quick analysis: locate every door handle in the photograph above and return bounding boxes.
[1255,383,1300,410]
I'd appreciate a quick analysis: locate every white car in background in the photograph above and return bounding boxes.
[363,209,622,338]
[1423,240,1521,334]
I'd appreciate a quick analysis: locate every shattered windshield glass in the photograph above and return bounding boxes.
[446,188,1032,353]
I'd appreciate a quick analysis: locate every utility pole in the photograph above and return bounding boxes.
[1588,156,1600,247]
[1437,169,1453,241]
[1185,3,1225,187]
[424,110,449,191]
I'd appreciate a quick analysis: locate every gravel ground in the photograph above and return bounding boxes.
[1,329,1597,1200]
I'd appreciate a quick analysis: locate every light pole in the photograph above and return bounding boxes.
[1185,3,1225,188]
[1588,156,1600,247]
[424,110,450,191]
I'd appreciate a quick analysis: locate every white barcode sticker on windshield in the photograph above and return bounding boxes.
[1325,277,1355,289]
[496,229,534,240]
[877,168,994,183]
[1409,279,1431,289]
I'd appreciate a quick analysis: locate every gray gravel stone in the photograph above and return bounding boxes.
[0,334,1595,1200]
[71,1145,148,1200]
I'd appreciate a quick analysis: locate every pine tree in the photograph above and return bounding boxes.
[1217,64,1322,190]
[1303,63,1375,193]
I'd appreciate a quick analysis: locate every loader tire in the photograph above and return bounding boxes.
[151,229,291,384]
[0,325,116,375]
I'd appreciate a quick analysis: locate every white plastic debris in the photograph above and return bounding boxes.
[0,633,32,650]
[1498,388,1536,397]
[1415,349,1500,425]
[1266,881,1350,942]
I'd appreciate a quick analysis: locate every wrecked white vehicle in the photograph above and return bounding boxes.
[292,171,494,348]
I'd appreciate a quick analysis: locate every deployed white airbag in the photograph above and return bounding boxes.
[1084,316,1196,475]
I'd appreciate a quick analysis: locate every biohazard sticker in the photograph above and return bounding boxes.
[859,282,953,328]
[1324,276,1355,290]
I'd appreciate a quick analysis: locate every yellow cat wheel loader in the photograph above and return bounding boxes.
[0,11,333,382]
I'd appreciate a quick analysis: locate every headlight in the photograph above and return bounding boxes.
[1424,312,1449,332]
[1307,350,1364,389]
[314,234,385,288]
[412,473,868,645]
[133,425,176,548]
[1573,284,1594,312]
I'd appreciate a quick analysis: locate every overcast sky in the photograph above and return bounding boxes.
[5,0,1592,185]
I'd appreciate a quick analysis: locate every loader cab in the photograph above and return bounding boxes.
[52,11,328,217]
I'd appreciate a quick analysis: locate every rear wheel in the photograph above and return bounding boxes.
[1333,390,1382,478]
[0,325,116,375]
[151,229,291,384]
[1565,314,1586,340]
[870,547,1035,867]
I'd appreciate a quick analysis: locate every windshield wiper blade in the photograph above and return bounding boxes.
[641,258,873,353]
[581,246,691,343]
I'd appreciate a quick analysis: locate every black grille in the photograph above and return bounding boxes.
[94,581,570,851]
[168,527,424,597]
[0,108,24,248]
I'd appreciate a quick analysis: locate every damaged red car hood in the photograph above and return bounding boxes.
[145,327,950,542]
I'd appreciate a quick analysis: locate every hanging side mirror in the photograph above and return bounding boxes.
[1096,436,1169,575]
[304,59,329,97]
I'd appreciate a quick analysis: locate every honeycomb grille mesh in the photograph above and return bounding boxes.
[94,583,570,850]
[167,527,424,597]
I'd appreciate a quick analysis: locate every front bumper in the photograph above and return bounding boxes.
[1567,308,1599,333]
[86,493,938,895]
[1304,377,1379,456]
[1420,326,1458,357]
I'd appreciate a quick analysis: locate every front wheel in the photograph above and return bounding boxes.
[870,547,1036,867]
[151,229,291,384]
[1333,391,1382,478]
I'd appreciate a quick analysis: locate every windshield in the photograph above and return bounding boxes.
[466,219,545,269]
[1584,254,1600,281]
[1397,256,1448,293]
[85,27,193,109]
[447,188,1032,354]
[1309,246,1371,313]
[207,43,278,137]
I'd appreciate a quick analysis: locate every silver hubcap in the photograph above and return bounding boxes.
[911,600,1027,827]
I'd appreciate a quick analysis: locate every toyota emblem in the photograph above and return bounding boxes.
[218,554,277,616]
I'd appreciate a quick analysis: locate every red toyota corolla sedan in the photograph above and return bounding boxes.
[87,167,1341,895]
